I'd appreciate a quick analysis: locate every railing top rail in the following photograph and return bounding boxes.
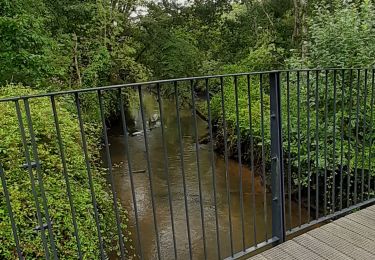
[0,67,373,103]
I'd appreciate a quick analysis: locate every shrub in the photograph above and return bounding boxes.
[0,85,132,259]
[307,0,375,68]
[210,0,375,210]
[211,68,375,210]
[281,70,375,205]
[210,63,271,172]
[285,0,375,206]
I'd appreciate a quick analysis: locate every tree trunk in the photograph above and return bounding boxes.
[293,0,301,45]
[293,0,308,57]
[301,0,308,59]
[73,33,82,87]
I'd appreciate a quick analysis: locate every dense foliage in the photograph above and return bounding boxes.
[0,0,148,90]
[2,0,374,87]
[0,86,133,259]
[2,0,375,257]
[305,1,375,68]
[209,1,375,208]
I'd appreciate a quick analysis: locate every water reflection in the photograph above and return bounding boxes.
[108,92,305,259]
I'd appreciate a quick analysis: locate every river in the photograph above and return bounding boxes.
[107,92,305,259]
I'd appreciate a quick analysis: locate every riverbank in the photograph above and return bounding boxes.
[207,70,375,216]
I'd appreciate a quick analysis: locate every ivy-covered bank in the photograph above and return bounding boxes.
[0,86,133,259]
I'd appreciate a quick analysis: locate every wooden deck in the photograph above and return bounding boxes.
[249,204,375,260]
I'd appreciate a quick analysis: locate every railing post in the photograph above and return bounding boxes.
[269,71,286,244]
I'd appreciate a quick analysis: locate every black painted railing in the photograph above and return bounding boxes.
[1,68,375,259]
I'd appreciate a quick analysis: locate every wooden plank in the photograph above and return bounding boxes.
[335,218,375,241]
[293,233,351,260]
[363,206,375,213]
[366,204,375,212]
[261,245,297,260]
[247,254,268,260]
[248,205,375,260]
[277,240,322,260]
[359,208,375,219]
[307,225,375,259]
[346,212,375,230]
[321,223,375,254]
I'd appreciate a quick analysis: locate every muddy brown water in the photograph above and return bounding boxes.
[107,92,305,259]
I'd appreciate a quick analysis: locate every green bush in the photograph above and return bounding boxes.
[287,0,375,69]
[307,0,375,68]
[211,68,375,208]
[210,62,271,171]
[0,85,132,259]
[209,42,284,169]
[284,0,375,204]
[281,70,375,201]
[209,1,375,210]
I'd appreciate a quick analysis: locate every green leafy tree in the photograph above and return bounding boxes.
[294,0,375,68]
[0,0,70,87]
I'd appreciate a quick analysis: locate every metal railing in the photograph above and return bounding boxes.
[0,68,375,259]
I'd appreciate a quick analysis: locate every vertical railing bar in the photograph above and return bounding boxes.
[259,74,268,239]
[138,86,161,260]
[339,70,345,211]
[367,69,375,199]
[297,71,302,226]
[97,90,126,259]
[0,163,23,259]
[315,70,320,219]
[331,70,338,213]
[306,71,311,223]
[156,84,178,259]
[174,82,193,259]
[323,70,329,216]
[332,70,341,209]
[286,71,292,229]
[269,71,286,244]
[360,69,368,202]
[205,78,221,259]
[246,75,257,246]
[219,77,233,256]
[118,89,144,260]
[346,70,354,208]
[234,76,246,251]
[50,96,82,259]
[24,99,58,259]
[354,69,361,205]
[15,100,50,260]
[74,93,105,259]
[190,80,208,259]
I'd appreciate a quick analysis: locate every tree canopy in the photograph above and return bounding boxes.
[1,0,374,89]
